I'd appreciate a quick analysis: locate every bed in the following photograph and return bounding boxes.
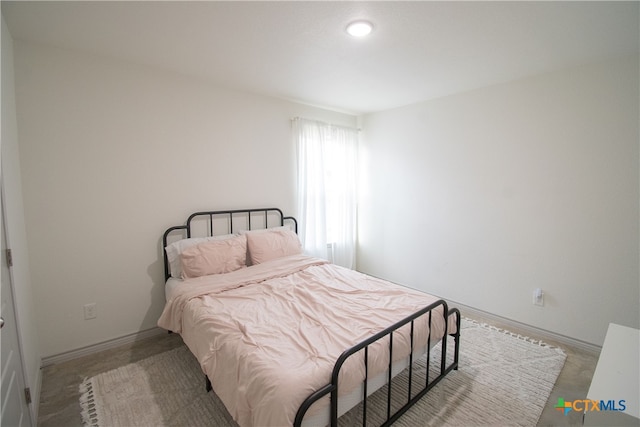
[157,208,460,427]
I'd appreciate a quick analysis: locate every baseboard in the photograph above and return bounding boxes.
[450,300,602,355]
[41,327,166,367]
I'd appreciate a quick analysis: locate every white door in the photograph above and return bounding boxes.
[1,191,32,427]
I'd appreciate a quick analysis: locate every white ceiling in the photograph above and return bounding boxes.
[2,1,639,114]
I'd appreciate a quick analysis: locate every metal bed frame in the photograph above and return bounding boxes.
[162,207,460,427]
[295,301,460,427]
[163,207,297,281]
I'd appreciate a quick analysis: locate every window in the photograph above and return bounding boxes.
[294,118,358,269]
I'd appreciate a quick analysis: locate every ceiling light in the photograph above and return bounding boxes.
[346,20,373,37]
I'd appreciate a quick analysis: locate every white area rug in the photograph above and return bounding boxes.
[79,319,566,426]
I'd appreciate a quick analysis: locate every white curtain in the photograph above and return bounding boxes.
[294,118,358,269]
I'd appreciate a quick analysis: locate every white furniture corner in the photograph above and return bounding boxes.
[583,323,640,426]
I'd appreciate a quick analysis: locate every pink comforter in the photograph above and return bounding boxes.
[158,254,451,427]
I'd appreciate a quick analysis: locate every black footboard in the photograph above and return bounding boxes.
[294,300,461,427]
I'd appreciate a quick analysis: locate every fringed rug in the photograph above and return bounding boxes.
[79,319,566,426]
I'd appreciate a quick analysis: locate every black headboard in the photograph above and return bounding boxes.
[162,208,297,281]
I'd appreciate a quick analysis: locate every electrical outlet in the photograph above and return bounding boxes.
[84,303,97,320]
[533,288,544,306]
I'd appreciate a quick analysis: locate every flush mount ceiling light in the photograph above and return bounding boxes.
[346,20,373,37]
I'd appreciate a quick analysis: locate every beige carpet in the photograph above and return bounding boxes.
[79,319,566,426]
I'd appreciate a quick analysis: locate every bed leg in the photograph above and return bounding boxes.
[453,333,460,370]
[205,375,212,392]
[451,309,461,370]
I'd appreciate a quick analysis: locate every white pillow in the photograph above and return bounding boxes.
[242,227,302,265]
[180,234,247,279]
[238,225,294,235]
[165,234,236,278]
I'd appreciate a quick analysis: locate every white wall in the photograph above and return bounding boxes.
[358,55,639,346]
[1,16,42,420]
[13,41,357,357]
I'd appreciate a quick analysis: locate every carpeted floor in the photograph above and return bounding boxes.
[79,319,566,426]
